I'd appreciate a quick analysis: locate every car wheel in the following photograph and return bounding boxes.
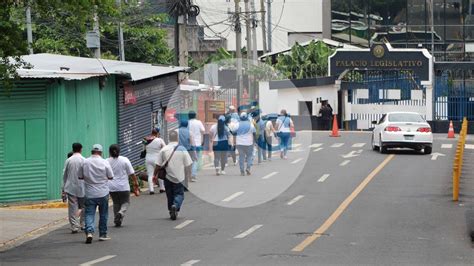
[424,146,432,155]
[379,135,387,154]
[371,134,379,151]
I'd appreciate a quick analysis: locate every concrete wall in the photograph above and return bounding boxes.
[258,81,337,116]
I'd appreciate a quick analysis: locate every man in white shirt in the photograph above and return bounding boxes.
[235,112,256,176]
[187,111,205,182]
[62,143,85,233]
[81,144,114,244]
[156,131,193,220]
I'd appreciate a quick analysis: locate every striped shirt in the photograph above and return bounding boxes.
[62,153,85,197]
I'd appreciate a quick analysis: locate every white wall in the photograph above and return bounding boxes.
[258,82,337,116]
[195,0,323,52]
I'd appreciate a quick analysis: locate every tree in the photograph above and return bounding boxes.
[1,1,29,92]
[273,41,335,79]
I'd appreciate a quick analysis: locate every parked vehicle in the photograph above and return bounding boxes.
[371,112,433,154]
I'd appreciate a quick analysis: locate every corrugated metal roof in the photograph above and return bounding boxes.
[16,53,187,81]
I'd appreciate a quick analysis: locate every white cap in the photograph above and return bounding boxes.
[229,105,236,110]
[92,144,103,152]
[240,112,248,119]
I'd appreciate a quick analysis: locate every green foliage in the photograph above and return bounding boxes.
[0,1,29,92]
[273,41,335,80]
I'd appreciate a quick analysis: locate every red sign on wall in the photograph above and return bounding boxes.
[165,108,177,122]
[123,82,137,105]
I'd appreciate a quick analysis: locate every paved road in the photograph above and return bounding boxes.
[1,132,473,265]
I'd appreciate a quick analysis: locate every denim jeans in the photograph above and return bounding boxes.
[84,195,109,236]
[237,145,254,173]
[257,138,267,163]
[164,178,185,211]
[279,133,291,156]
[191,146,203,177]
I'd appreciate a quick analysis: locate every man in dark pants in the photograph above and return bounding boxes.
[319,100,333,130]
[156,131,193,220]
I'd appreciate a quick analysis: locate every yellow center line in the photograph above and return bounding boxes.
[292,154,395,252]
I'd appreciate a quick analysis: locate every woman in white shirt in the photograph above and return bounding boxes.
[144,128,166,194]
[107,144,138,227]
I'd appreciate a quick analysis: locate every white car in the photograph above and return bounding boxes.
[371,112,433,154]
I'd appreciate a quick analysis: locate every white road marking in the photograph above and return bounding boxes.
[175,220,194,229]
[287,195,304,205]
[79,255,116,266]
[352,143,366,148]
[431,152,446,160]
[340,160,351,166]
[466,144,474,149]
[262,171,278,180]
[181,260,201,266]
[309,143,323,148]
[292,143,302,148]
[441,144,453,149]
[331,143,344,148]
[234,224,263,239]
[313,147,323,152]
[291,158,303,164]
[342,150,363,158]
[317,174,330,183]
[203,163,214,168]
[222,191,244,202]
[289,149,304,153]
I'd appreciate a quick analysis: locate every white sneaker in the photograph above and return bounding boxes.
[99,235,111,241]
[191,176,197,182]
[220,170,226,175]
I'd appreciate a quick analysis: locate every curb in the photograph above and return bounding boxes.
[5,201,68,210]
[0,216,68,252]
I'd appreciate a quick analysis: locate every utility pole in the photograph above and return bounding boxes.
[244,0,252,63]
[93,6,101,58]
[430,0,435,58]
[116,0,125,61]
[26,2,33,54]
[267,0,272,52]
[260,0,267,54]
[234,0,243,109]
[250,0,258,62]
[178,14,188,68]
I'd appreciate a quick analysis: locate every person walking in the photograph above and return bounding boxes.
[254,113,267,163]
[235,112,256,176]
[188,111,205,182]
[81,144,114,244]
[276,109,294,160]
[264,118,275,161]
[178,119,196,188]
[155,131,193,220]
[210,115,231,175]
[107,144,139,227]
[226,106,240,165]
[319,100,333,130]
[62,143,85,234]
[144,128,166,194]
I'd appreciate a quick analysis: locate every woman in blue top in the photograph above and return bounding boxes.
[276,109,294,160]
[210,115,231,175]
[178,120,196,186]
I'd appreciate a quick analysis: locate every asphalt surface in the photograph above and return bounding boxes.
[1,132,473,266]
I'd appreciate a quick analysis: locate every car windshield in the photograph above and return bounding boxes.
[388,113,424,123]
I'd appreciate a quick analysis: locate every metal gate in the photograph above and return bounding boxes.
[341,70,425,129]
[434,70,474,121]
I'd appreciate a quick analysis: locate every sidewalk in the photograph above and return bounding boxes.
[462,136,474,242]
[0,206,68,252]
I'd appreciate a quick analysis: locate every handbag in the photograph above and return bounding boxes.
[276,117,287,138]
[155,145,179,180]
[140,149,146,159]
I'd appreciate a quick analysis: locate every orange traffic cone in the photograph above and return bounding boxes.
[447,120,455,138]
[330,114,340,137]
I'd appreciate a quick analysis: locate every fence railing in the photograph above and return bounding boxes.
[452,117,469,201]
